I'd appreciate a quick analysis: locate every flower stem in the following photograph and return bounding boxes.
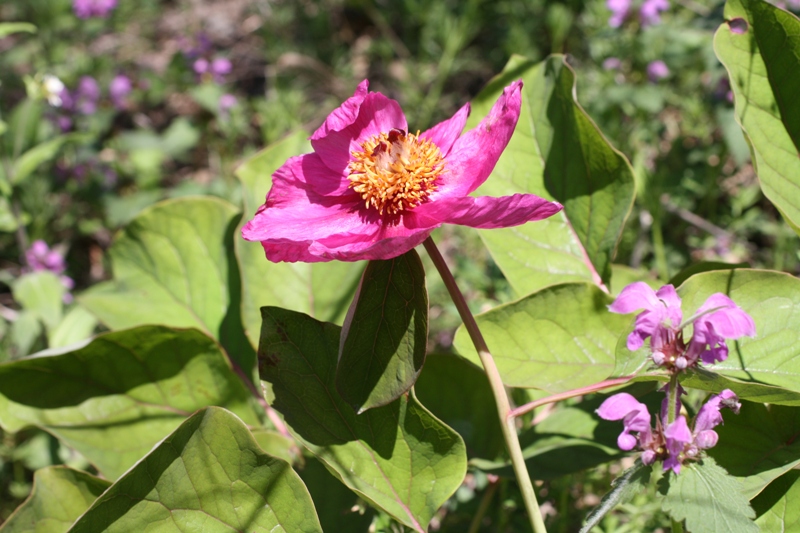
[667,374,679,424]
[423,236,547,533]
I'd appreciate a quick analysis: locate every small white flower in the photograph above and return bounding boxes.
[42,75,66,107]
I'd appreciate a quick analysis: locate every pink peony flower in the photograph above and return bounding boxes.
[242,80,563,262]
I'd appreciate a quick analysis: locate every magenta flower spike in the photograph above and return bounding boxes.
[73,0,117,18]
[609,282,755,372]
[647,60,670,82]
[109,75,132,110]
[242,80,563,263]
[607,0,632,27]
[688,293,756,364]
[640,0,669,26]
[598,388,741,474]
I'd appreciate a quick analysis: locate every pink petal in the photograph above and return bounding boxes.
[609,282,661,314]
[697,294,756,339]
[410,194,562,229]
[242,154,365,246]
[310,80,369,142]
[655,284,682,312]
[597,393,646,421]
[433,80,523,198]
[311,92,408,175]
[310,227,433,262]
[420,103,470,157]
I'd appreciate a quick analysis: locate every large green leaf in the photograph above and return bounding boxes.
[714,0,800,234]
[68,407,322,533]
[235,131,363,347]
[708,402,800,499]
[414,354,503,460]
[467,55,635,294]
[79,196,255,373]
[298,457,375,532]
[659,457,758,533]
[752,470,800,531]
[0,467,109,533]
[0,326,261,479]
[453,282,629,391]
[258,307,467,532]
[337,250,428,413]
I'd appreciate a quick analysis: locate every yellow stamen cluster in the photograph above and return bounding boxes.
[347,128,444,215]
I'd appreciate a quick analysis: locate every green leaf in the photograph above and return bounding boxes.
[0,326,261,479]
[471,390,633,479]
[251,428,299,465]
[0,466,109,533]
[234,131,363,347]
[668,261,750,288]
[660,457,758,533]
[677,269,800,392]
[708,403,800,499]
[12,134,89,186]
[680,368,800,406]
[12,271,65,332]
[714,0,800,234]
[337,250,428,413]
[79,196,255,373]
[752,470,800,531]
[579,460,652,533]
[48,305,98,349]
[299,457,376,532]
[68,407,322,533]
[414,354,503,460]
[259,307,467,531]
[467,55,635,294]
[610,264,662,295]
[453,282,629,391]
[0,22,37,38]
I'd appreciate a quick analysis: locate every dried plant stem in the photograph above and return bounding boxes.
[423,236,547,533]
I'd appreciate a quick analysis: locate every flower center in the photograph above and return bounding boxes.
[347,128,444,215]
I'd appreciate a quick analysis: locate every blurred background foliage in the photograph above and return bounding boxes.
[0,0,797,530]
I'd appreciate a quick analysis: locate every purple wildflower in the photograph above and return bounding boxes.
[640,0,669,26]
[109,75,132,110]
[73,0,117,18]
[193,58,209,75]
[603,57,622,70]
[26,240,67,274]
[210,57,232,83]
[75,76,100,115]
[647,60,670,82]
[609,282,755,372]
[607,0,632,27]
[219,93,237,113]
[25,241,75,300]
[598,389,740,474]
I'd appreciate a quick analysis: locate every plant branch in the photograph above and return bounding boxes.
[423,236,547,533]
[509,376,635,419]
